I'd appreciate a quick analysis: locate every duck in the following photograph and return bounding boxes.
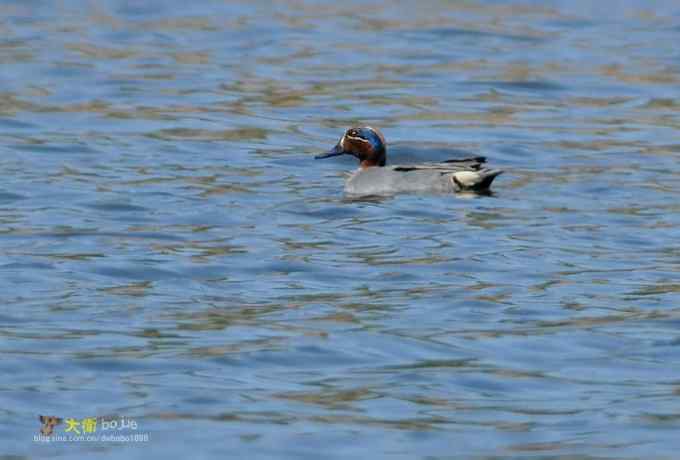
[315,127,503,196]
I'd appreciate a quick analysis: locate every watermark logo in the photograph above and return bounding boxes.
[34,415,148,443]
[39,415,63,436]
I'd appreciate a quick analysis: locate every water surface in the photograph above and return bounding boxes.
[2,0,680,458]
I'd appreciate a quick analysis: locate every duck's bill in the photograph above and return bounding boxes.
[315,143,344,159]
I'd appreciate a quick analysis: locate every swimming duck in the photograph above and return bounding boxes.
[315,127,503,196]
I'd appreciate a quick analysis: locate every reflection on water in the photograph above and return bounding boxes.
[2,0,680,458]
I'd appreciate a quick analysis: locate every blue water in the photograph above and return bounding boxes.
[2,1,680,458]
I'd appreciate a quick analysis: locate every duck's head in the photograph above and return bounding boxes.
[315,126,386,168]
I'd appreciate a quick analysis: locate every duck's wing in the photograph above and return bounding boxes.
[391,156,502,191]
[392,156,487,172]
